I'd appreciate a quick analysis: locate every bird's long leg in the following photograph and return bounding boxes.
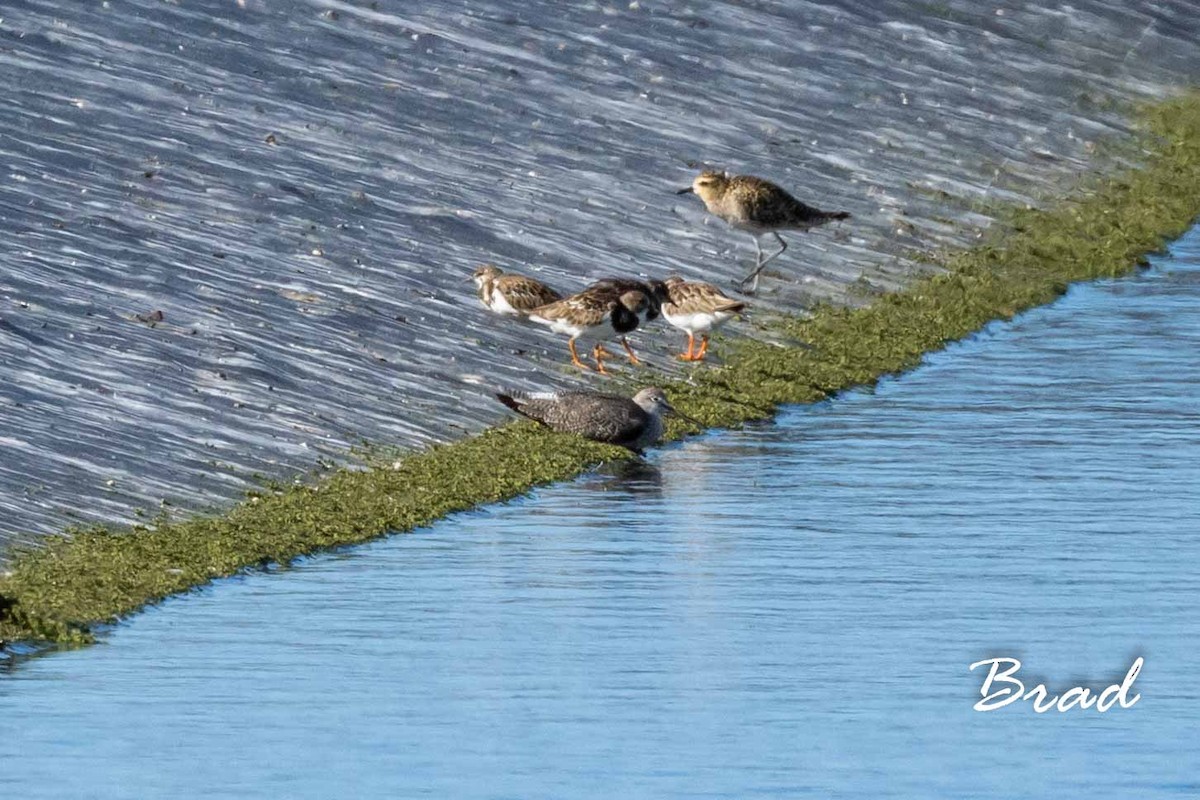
[695,334,710,360]
[739,232,789,293]
[756,233,788,293]
[739,234,767,293]
[621,336,641,365]
[677,331,696,361]
[739,262,766,294]
[591,343,611,375]
[568,338,591,371]
[768,231,788,265]
[594,344,616,359]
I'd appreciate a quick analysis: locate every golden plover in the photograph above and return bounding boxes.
[471,264,562,316]
[495,386,696,453]
[660,276,745,361]
[527,286,649,374]
[677,170,850,293]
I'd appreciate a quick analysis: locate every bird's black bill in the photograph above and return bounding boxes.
[675,186,694,195]
[666,405,701,427]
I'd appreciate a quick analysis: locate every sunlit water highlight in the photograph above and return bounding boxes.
[3,227,1200,797]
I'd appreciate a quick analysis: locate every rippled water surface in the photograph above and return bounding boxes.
[2,0,1198,543]
[3,229,1199,797]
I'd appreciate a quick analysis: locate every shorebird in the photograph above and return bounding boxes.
[583,277,669,363]
[677,170,850,293]
[496,386,696,453]
[527,286,649,374]
[586,278,669,319]
[660,276,745,361]
[470,264,562,316]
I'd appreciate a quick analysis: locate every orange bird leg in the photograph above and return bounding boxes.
[621,337,641,365]
[677,331,696,361]
[695,334,710,360]
[591,343,611,375]
[568,338,591,371]
[594,344,616,360]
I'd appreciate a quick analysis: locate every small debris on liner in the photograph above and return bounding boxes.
[280,289,320,303]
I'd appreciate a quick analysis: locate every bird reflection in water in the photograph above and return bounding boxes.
[585,458,664,499]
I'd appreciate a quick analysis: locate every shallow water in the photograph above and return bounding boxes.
[2,0,1198,545]
[4,228,1199,797]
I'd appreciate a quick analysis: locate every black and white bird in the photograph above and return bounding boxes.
[527,286,650,374]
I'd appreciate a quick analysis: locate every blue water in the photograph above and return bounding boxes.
[4,227,1200,797]
[3,0,1198,546]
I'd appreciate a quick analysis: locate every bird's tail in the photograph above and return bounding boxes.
[496,390,558,421]
[819,210,851,222]
[496,392,530,417]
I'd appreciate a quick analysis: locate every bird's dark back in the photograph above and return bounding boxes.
[589,278,665,320]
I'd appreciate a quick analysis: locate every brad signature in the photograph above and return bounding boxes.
[969,657,1143,712]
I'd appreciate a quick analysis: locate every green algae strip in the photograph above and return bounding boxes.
[4,94,1200,648]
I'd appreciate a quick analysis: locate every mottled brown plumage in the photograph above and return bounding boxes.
[582,277,670,364]
[585,277,668,321]
[660,276,745,361]
[677,170,850,293]
[472,264,562,316]
[527,286,649,374]
[662,276,745,317]
[495,386,687,453]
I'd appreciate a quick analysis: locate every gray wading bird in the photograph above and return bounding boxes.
[495,386,697,453]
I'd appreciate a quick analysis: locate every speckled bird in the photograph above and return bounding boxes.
[527,286,649,374]
[583,277,669,363]
[471,264,562,316]
[495,386,695,453]
[677,170,850,293]
[660,276,745,361]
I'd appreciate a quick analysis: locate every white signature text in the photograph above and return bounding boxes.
[969,657,1143,712]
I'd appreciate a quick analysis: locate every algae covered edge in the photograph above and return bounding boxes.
[3,94,1200,649]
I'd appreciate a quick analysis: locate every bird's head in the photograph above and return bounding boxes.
[632,387,699,425]
[471,264,502,286]
[676,170,730,203]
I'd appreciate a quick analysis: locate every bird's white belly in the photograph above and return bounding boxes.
[663,310,735,334]
[530,315,587,338]
[488,292,521,316]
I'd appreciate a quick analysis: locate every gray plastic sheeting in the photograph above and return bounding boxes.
[0,0,1196,548]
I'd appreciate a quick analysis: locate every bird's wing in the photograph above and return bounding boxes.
[730,176,832,228]
[586,278,645,294]
[516,392,647,445]
[498,275,562,311]
[529,290,610,325]
[782,194,844,226]
[665,282,745,315]
[565,290,617,325]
